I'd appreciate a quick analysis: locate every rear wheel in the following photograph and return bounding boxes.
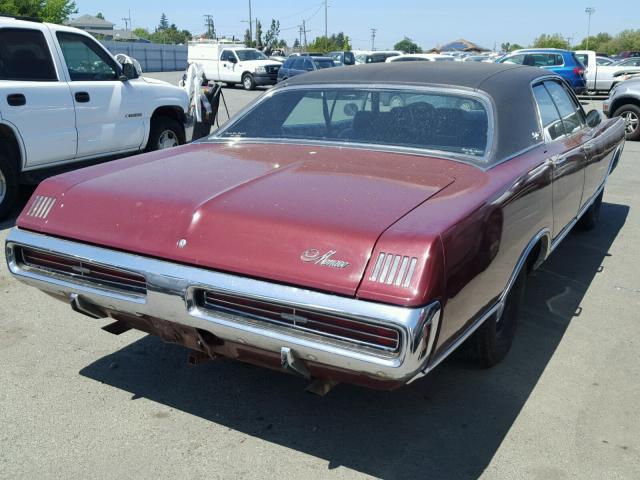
[146,116,185,152]
[613,104,640,141]
[464,267,526,367]
[242,73,256,91]
[0,149,19,221]
[576,190,603,231]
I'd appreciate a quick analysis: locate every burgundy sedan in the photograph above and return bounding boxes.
[5,63,625,392]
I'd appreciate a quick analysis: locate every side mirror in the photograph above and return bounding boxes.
[228,56,238,64]
[586,109,602,128]
[120,62,138,81]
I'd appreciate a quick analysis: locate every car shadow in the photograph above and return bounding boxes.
[79,202,629,479]
[0,186,34,230]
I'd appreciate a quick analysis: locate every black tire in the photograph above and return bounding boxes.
[464,268,526,368]
[145,116,185,152]
[225,82,236,88]
[242,73,256,91]
[576,190,603,231]
[0,148,19,221]
[613,103,640,141]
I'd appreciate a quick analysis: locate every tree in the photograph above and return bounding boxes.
[532,33,569,50]
[158,13,169,31]
[264,19,280,51]
[307,32,351,53]
[293,38,301,49]
[96,12,104,19]
[500,42,523,52]
[255,20,263,48]
[133,27,151,41]
[244,28,255,48]
[0,0,77,24]
[394,37,422,53]
[574,32,612,52]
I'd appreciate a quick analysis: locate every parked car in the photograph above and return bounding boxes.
[277,56,336,82]
[620,51,640,59]
[326,51,356,66]
[574,50,640,93]
[6,63,625,392]
[603,78,640,140]
[386,54,455,62]
[0,16,190,220]
[498,49,586,94]
[187,41,282,90]
[355,51,402,64]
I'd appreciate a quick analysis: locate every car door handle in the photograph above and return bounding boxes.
[74,92,90,103]
[7,93,26,106]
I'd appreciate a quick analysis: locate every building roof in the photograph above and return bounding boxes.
[84,28,142,41]
[439,38,487,52]
[281,62,553,163]
[65,14,114,29]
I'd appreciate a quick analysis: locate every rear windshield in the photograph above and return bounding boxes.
[217,87,490,161]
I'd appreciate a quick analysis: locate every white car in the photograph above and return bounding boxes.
[187,41,282,90]
[0,16,190,219]
[575,50,640,93]
[386,54,455,63]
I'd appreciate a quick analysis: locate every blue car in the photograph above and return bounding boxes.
[497,49,586,94]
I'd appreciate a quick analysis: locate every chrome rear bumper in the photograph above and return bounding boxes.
[5,228,440,384]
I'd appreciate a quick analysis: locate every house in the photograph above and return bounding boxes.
[64,14,147,42]
[438,39,488,54]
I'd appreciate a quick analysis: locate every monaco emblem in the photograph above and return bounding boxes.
[300,249,350,269]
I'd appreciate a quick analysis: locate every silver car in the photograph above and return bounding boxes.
[604,78,640,140]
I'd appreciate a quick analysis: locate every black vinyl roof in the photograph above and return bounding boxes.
[280,62,557,164]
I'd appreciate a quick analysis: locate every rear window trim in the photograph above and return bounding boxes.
[211,83,496,166]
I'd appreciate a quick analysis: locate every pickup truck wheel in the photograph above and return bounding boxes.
[576,190,603,231]
[0,151,19,220]
[242,73,256,91]
[146,116,185,152]
[464,267,525,368]
[613,104,640,141]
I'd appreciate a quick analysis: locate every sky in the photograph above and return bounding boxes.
[73,0,640,50]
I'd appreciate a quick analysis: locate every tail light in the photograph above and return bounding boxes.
[573,66,585,77]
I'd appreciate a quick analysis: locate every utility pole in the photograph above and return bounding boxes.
[299,25,303,50]
[203,15,215,39]
[324,0,328,39]
[303,19,308,49]
[122,9,131,31]
[585,7,595,50]
[248,0,253,46]
[370,28,377,51]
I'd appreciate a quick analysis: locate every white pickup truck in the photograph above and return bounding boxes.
[575,50,640,93]
[187,41,281,90]
[0,16,190,219]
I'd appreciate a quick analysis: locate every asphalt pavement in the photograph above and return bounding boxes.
[0,72,638,480]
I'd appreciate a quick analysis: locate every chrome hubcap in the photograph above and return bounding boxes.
[0,168,6,204]
[623,111,639,134]
[158,130,179,149]
[244,77,251,89]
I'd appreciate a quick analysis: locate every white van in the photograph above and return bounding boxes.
[187,41,282,90]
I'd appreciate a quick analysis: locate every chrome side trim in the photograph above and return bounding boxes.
[425,227,552,373]
[6,228,441,382]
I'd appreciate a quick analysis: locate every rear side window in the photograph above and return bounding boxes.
[292,58,305,69]
[501,54,525,65]
[303,58,314,70]
[544,81,585,135]
[525,54,563,67]
[56,32,118,81]
[283,58,294,68]
[533,84,564,141]
[313,59,334,69]
[0,28,57,81]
